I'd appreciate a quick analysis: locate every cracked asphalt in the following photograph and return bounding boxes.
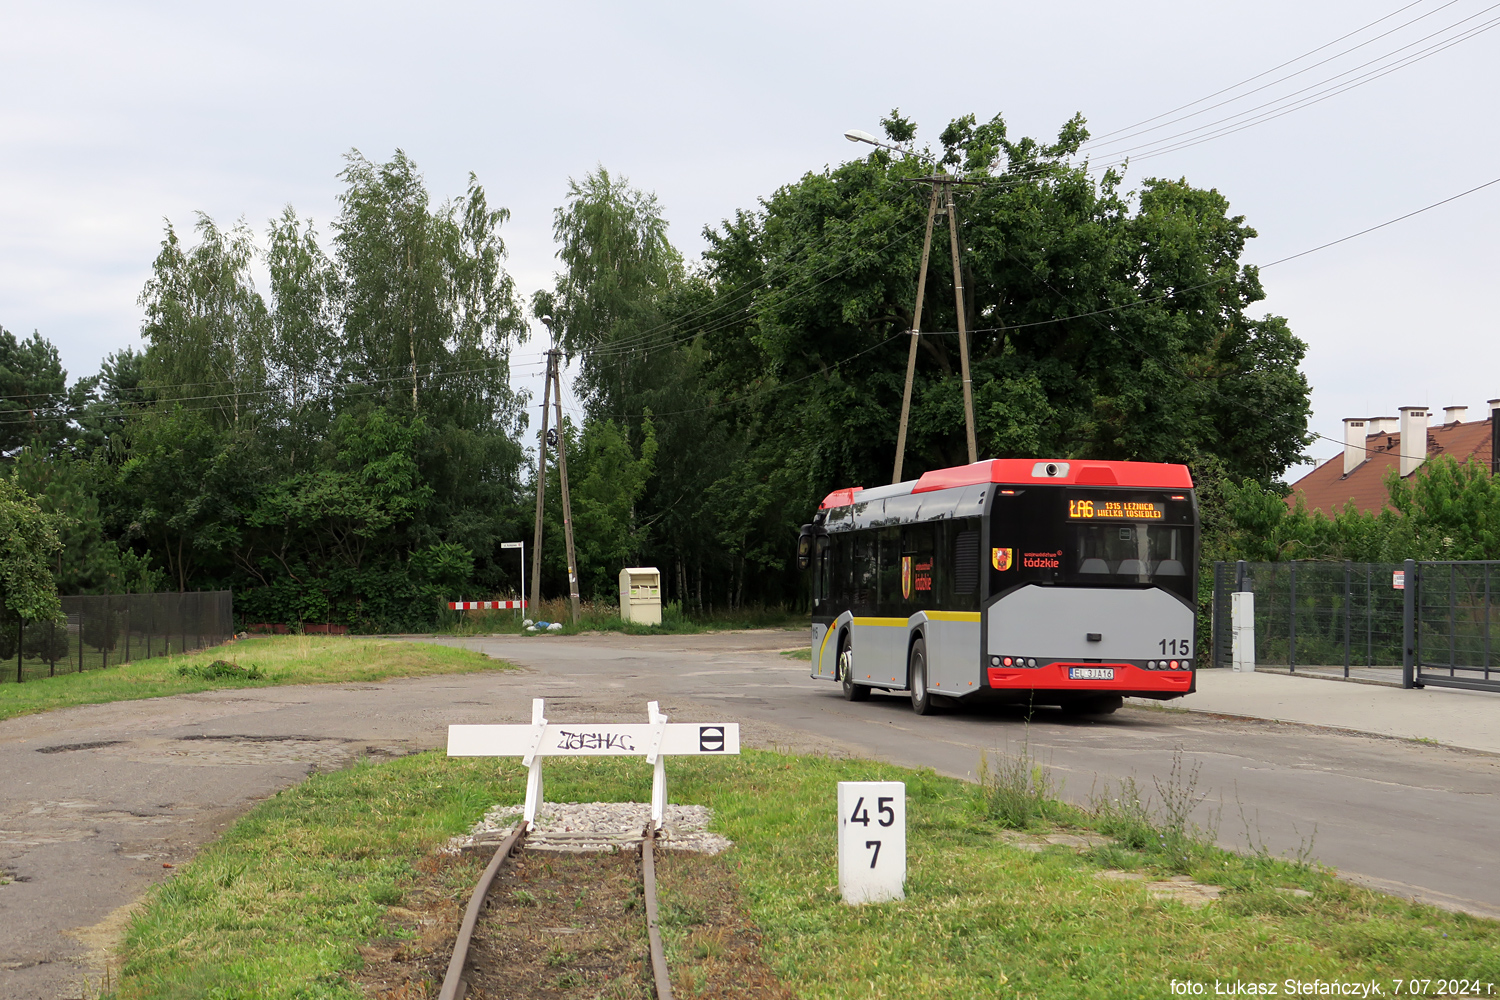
[1,630,1495,998]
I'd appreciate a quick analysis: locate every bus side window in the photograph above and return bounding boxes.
[877,527,901,615]
[829,532,849,610]
[902,522,936,605]
[853,532,876,611]
[816,536,832,605]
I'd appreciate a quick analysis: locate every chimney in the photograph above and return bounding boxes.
[1342,418,1367,475]
[1443,405,1468,425]
[1399,406,1429,477]
[1367,416,1399,436]
[1490,399,1499,476]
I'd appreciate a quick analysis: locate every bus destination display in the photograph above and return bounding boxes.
[1067,499,1165,521]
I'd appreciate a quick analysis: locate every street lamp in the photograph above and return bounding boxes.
[844,128,930,162]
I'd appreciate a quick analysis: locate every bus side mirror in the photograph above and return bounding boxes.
[797,525,813,571]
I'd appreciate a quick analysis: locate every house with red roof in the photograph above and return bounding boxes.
[1288,401,1499,516]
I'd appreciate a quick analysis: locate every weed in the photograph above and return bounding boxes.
[977,732,1068,829]
[690,928,728,960]
[1088,749,1220,873]
[177,659,265,681]
[367,877,402,906]
[545,946,577,968]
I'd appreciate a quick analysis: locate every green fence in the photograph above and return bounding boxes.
[0,591,234,684]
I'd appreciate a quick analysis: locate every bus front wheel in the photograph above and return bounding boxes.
[839,638,869,702]
[909,637,935,715]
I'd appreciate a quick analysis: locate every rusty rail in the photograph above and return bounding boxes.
[438,824,527,1000]
[641,826,675,1000]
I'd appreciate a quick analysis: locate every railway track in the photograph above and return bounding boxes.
[437,824,676,1000]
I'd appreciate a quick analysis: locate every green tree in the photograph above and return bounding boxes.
[14,449,159,594]
[569,416,658,599]
[546,167,682,422]
[0,476,66,623]
[139,216,270,428]
[0,325,71,453]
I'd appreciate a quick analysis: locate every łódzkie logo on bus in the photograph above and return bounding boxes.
[1022,550,1062,569]
[903,557,933,598]
[901,556,913,599]
[992,548,1013,571]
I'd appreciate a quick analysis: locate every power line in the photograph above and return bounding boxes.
[1083,0,1477,155]
[7,168,1498,433]
[1093,9,1500,166]
[1083,0,1441,145]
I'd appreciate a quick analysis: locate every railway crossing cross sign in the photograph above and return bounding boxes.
[447,698,740,831]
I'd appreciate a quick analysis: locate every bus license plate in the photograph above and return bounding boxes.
[1069,667,1114,681]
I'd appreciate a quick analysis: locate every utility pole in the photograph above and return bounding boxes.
[550,355,582,624]
[891,184,940,484]
[891,173,982,481]
[529,351,553,616]
[945,182,978,464]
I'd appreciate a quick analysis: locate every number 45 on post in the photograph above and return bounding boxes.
[837,781,906,904]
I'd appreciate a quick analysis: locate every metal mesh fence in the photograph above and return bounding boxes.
[1414,561,1497,687]
[0,591,234,684]
[1212,562,1406,681]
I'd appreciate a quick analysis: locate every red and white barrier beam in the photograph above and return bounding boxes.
[448,600,528,610]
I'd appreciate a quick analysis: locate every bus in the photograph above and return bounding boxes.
[797,458,1199,715]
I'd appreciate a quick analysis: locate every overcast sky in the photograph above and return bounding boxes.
[3,0,1497,479]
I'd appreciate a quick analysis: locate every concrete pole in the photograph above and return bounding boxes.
[552,362,582,624]
[529,352,554,616]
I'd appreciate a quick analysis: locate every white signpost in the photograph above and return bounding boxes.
[837,781,905,904]
[448,699,739,831]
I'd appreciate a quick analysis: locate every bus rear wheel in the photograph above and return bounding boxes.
[839,638,869,702]
[909,637,935,715]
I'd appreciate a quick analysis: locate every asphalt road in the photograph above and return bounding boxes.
[1,630,1495,998]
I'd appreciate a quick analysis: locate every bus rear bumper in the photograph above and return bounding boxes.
[986,663,1193,697]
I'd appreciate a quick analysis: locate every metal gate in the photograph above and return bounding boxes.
[1407,559,1499,693]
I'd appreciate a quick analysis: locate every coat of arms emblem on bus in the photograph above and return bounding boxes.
[901,555,913,599]
[992,547,1013,571]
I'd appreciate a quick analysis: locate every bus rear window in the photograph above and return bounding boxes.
[1071,523,1187,583]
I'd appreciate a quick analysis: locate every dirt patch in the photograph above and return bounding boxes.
[356,851,485,997]
[356,847,792,1000]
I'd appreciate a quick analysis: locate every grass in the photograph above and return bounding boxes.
[439,596,806,637]
[110,750,1499,999]
[0,636,509,723]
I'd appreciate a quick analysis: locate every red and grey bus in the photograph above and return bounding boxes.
[797,458,1199,715]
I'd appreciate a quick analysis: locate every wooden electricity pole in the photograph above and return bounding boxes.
[891,185,941,484]
[946,182,978,465]
[528,347,583,625]
[892,174,981,483]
